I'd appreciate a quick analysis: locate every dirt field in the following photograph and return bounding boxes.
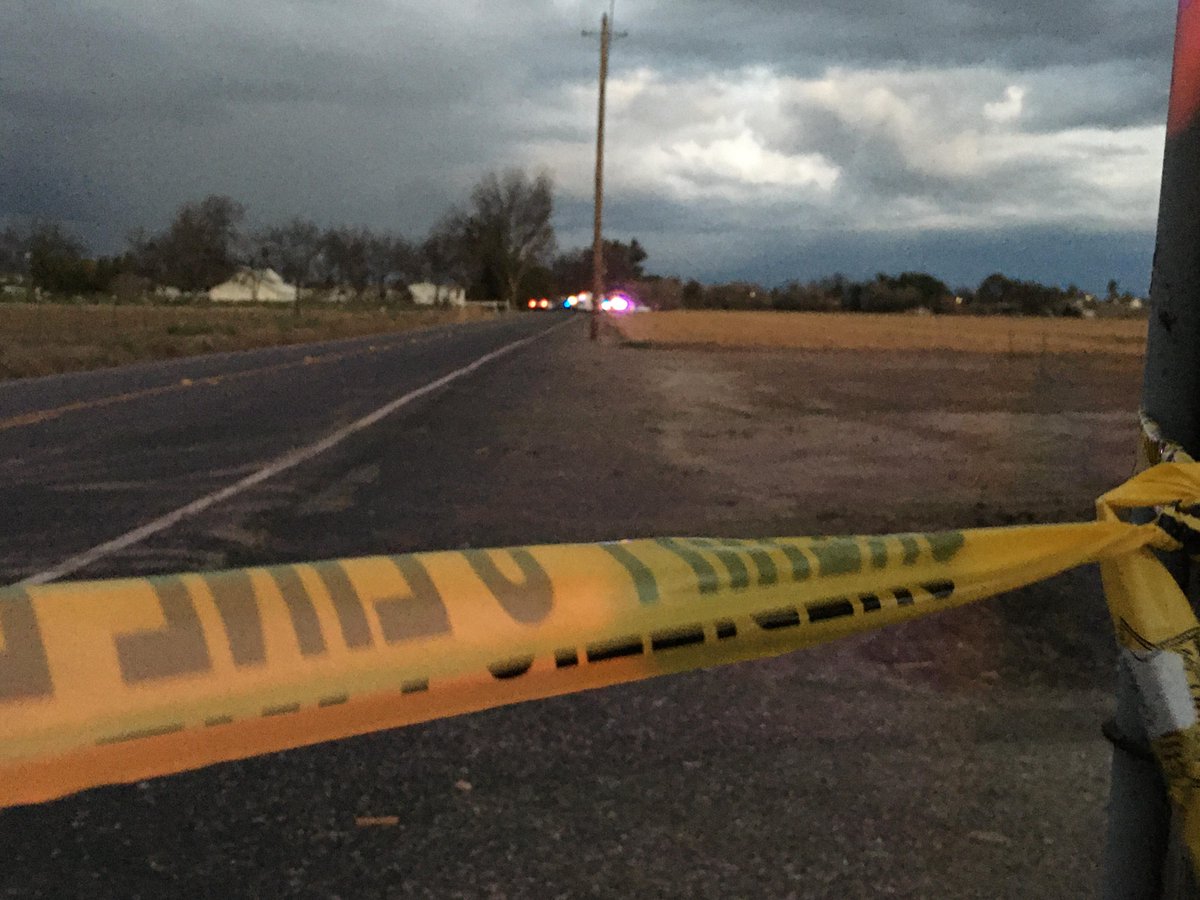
[614,309,1148,356]
[0,302,496,379]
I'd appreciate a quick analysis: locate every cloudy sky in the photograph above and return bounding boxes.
[0,0,1179,292]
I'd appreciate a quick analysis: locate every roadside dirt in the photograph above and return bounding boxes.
[638,344,1137,534]
[615,339,1141,700]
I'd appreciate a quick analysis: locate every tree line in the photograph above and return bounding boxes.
[669,270,1145,317]
[0,169,586,309]
[0,167,1142,316]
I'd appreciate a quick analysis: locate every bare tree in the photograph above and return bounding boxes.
[364,233,415,303]
[0,222,127,296]
[321,227,371,301]
[252,218,322,313]
[253,219,321,286]
[125,227,162,284]
[447,168,556,308]
[0,226,30,277]
[553,237,647,294]
[421,222,469,304]
[25,222,95,294]
[131,195,245,292]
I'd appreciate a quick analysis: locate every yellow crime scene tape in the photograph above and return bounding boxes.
[5,462,1200,872]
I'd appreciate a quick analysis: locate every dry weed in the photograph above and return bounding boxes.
[613,310,1146,356]
[0,303,495,379]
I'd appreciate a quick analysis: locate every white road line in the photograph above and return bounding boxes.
[19,322,568,586]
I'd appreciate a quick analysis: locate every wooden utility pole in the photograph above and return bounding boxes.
[589,12,611,340]
[584,5,624,341]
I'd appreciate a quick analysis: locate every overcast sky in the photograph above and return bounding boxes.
[0,0,1179,292]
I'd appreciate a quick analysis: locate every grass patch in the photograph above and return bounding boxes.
[0,303,498,380]
[165,321,220,337]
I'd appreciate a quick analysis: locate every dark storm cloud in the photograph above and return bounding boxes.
[2,1,487,124]
[1018,63,1168,131]
[1,0,587,244]
[626,0,1168,74]
[711,226,1158,297]
[590,187,1156,291]
[0,0,1179,291]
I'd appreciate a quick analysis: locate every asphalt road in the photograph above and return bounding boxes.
[0,316,1128,898]
[0,314,559,584]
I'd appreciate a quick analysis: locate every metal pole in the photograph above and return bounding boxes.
[1104,2,1200,896]
[589,11,611,341]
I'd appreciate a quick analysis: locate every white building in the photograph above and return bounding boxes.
[409,282,467,307]
[208,268,297,304]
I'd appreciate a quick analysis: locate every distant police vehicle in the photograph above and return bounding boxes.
[527,291,640,312]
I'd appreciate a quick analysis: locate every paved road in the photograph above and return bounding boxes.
[0,314,560,584]
[0,319,1125,898]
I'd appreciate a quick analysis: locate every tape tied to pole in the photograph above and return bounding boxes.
[4,462,1200,876]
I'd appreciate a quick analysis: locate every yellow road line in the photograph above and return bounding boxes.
[0,339,405,433]
[16,323,565,586]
